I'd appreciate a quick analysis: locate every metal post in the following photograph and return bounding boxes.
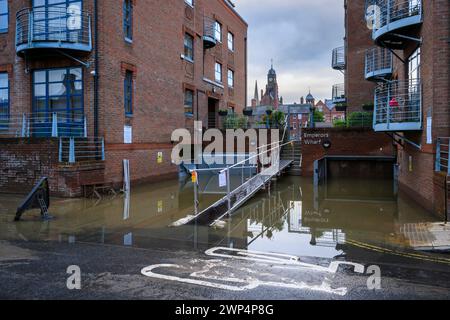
[69,138,76,164]
[59,138,63,162]
[193,171,199,216]
[226,168,231,215]
[435,138,441,172]
[51,112,58,137]
[101,137,105,161]
[21,114,27,137]
[84,116,88,138]
[387,84,391,130]
[447,139,450,176]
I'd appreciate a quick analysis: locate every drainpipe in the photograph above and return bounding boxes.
[93,0,99,138]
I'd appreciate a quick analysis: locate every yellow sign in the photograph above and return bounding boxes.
[157,152,163,164]
[192,171,197,183]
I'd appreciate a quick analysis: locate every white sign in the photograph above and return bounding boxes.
[124,126,132,144]
[219,171,227,188]
[426,117,432,144]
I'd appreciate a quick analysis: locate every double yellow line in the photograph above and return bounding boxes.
[346,238,450,265]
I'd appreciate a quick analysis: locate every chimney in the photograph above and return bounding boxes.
[300,97,304,104]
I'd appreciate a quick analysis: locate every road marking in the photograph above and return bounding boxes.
[141,247,367,295]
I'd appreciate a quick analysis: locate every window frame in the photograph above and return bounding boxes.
[184,0,194,8]
[0,72,9,120]
[184,89,194,117]
[214,20,222,42]
[227,69,234,88]
[124,70,133,116]
[32,66,84,122]
[123,0,133,42]
[215,62,222,83]
[184,33,194,62]
[227,31,234,52]
[0,0,8,34]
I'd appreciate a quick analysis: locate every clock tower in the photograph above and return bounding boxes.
[260,60,280,109]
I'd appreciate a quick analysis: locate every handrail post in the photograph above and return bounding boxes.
[101,137,105,161]
[226,168,231,215]
[447,138,450,176]
[21,113,27,137]
[435,138,441,172]
[387,83,391,130]
[69,138,76,164]
[51,112,58,137]
[84,115,88,138]
[59,138,63,162]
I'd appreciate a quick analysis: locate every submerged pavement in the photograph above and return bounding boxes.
[1,240,450,300]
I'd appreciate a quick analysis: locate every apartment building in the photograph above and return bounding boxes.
[363,0,450,218]
[332,0,376,113]
[0,0,248,197]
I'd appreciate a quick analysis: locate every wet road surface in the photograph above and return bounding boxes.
[0,176,450,299]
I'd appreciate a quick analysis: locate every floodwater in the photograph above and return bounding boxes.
[0,174,442,263]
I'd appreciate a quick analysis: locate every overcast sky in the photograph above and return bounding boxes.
[234,0,345,105]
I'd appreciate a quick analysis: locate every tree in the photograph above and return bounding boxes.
[313,110,325,123]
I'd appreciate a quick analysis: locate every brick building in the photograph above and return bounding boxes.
[361,0,450,218]
[0,0,248,197]
[332,0,376,113]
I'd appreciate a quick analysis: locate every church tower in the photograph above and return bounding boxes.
[260,61,280,109]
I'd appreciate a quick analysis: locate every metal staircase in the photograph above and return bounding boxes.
[281,140,302,176]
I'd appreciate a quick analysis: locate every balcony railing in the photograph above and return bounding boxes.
[203,17,217,49]
[365,47,393,80]
[59,137,105,163]
[0,113,87,138]
[16,7,92,55]
[372,0,423,47]
[373,79,422,131]
[332,46,346,70]
[332,84,346,104]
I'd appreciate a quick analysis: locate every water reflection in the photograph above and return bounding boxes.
[0,175,438,261]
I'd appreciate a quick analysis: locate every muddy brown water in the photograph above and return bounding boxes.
[0,175,442,263]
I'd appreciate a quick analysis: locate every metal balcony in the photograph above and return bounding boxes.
[332,46,346,70]
[365,47,393,81]
[372,0,423,49]
[15,7,92,56]
[332,84,346,104]
[373,79,422,132]
[203,17,217,49]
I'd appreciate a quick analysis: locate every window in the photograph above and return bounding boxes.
[215,62,222,83]
[123,0,133,41]
[0,0,7,33]
[184,0,194,7]
[214,21,222,42]
[408,47,421,82]
[32,67,84,124]
[184,89,194,116]
[124,71,133,116]
[227,69,234,88]
[227,32,234,51]
[0,73,9,120]
[32,0,83,42]
[184,33,194,62]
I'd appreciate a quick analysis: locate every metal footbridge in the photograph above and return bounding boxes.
[171,139,294,228]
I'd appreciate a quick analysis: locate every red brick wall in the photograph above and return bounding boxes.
[344,0,375,113]
[0,139,105,197]
[301,128,394,176]
[0,1,247,195]
[389,0,450,218]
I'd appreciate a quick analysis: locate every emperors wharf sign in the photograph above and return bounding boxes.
[303,132,330,145]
